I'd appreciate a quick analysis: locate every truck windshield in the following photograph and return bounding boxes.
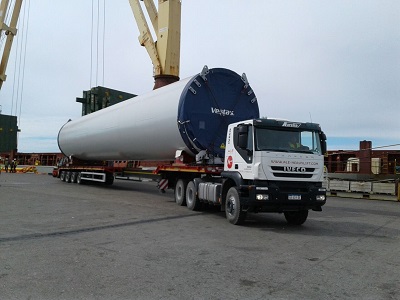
[254,127,322,154]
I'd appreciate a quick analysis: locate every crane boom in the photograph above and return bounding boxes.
[142,0,158,33]
[129,0,181,89]
[0,0,22,90]
[129,0,162,76]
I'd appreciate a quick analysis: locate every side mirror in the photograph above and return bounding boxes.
[320,132,327,154]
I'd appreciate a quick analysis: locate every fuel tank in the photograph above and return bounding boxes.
[57,66,259,161]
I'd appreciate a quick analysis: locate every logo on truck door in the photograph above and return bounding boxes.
[227,156,233,169]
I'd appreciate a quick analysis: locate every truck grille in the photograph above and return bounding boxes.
[271,166,315,179]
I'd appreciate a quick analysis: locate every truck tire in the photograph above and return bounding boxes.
[284,210,308,225]
[175,179,187,206]
[76,172,83,184]
[70,172,77,183]
[225,187,247,225]
[60,171,66,181]
[186,181,201,211]
[66,172,72,183]
[105,174,114,185]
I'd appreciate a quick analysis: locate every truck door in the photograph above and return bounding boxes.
[231,124,254,178]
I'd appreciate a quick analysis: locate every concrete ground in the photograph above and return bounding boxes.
[1,173,399,300]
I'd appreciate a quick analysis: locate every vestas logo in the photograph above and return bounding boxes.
[211,107,234,116]
[282,122,301,128]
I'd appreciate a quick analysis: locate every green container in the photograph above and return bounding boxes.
[0,114,18,152]
[76,86,136,116]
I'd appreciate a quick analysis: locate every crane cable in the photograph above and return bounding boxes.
[5,0,30,125]
[10,0,20,116]
[90,0,106,88]
[16,0,30,126]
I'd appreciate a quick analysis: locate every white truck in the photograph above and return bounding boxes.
[180,118,327,225]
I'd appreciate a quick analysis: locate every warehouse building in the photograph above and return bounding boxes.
[325,140,400,180]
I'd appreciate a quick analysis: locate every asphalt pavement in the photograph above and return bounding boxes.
[1,173,399,300]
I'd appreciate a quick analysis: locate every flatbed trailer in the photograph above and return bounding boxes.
[56,165,119,185]
[54,162,224,191]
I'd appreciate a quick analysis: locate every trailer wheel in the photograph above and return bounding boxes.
[60,171,66,181]
[105,174,114,185]
[186,181,201,211]
[66,172,72,183]
[70,172,77,183]
[284,210,308,225]
[175,179,188,206]
[76,172,83,184]
[225,187,247,225]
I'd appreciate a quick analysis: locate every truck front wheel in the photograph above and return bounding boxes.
[175,179,187,206]
[225,187,247,225]
[284,210,308,225]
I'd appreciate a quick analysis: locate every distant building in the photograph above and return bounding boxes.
[0,152,64,167]
[325,140,400,180]
[15,152,64,166]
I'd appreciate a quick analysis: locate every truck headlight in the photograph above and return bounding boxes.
[316,195,326,201]
[256,194,269,200]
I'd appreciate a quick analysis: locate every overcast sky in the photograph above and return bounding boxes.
[0,0,399,153]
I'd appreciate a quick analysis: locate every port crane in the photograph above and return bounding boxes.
[0,1,181,91]
[129,0,181,89]
[0,0,22,90]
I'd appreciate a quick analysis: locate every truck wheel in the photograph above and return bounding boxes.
[284,210,308,225]
[66,172,72,183]
[76,172,83,184]
[60,171,66,181]
[175,179,187,206]
[105,174,114,185]
[186,181,201,211]
[70,172,77,183]
[225,187,247,225]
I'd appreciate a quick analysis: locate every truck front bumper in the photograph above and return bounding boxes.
[238,182,326,213]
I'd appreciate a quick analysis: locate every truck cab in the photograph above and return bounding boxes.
[221,118,327,224]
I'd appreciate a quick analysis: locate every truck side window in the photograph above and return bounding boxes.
[234,125,253,163]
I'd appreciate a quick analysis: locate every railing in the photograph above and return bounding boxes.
[325,178,399,201]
